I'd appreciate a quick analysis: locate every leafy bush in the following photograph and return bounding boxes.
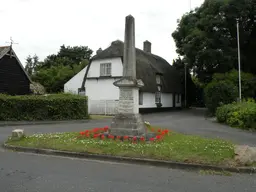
[212,70,256,99]
[216,100,256,130]
[204,80,238,114]
[0,93,88,121]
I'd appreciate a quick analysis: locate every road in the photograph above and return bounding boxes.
[1,109,256,191]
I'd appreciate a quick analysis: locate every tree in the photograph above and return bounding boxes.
[32,63,87,93]
[172,0,256,83]
[38,45,93,70]
[212,69,256,98]
[24,54,39,76]
[29,45,92,93]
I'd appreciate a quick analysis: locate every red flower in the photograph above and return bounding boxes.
[86,133,90,137]
[164,129,169,134]
[93,134,100,138]
[80,131,85,135]
[161,131,166,135]
[123,136,129,140]
[92,128,100,133]
[108,135,114,139]
[140,137,145,142]
[117,136,121,140]
[149,138,155,141]
[157,129,161,133]
[85,130,89,134]
[104,126,109,132]
[156,135,162,140]
[101,135,105,140]
[133,136,137,141]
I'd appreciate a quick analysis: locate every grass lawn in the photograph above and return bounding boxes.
[6,126,236,166]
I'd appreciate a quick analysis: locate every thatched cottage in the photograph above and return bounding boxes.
[64,40,183,114]
[0,46,32,95]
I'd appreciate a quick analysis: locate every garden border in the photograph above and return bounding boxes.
[3,143,256,174]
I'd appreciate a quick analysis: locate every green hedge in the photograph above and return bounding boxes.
[216,99,256,130]
[0,93,89,121]
[204,80,238,114]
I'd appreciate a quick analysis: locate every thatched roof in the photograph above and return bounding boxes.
[91,40,183,93]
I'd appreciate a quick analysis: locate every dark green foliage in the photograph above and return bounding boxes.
[25,45,92,93]
[212,69,256,99]
[172,0,256,83]
[204,80,238,114]
[0,94,89,121]
[216,100,256,130]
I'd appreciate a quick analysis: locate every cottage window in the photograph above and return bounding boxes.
[156,75,161,84]
[155,91,161,103]
[139,91,143,105]
[100,63,111,76]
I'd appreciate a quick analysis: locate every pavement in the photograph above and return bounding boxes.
[1,108,256,191]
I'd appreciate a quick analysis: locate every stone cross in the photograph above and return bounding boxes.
[109,15,146,137]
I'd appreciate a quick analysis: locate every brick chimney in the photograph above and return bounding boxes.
[143,40,151,53]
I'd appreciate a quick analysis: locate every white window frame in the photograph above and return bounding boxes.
[155,91,161,104]
[100,63,111,76]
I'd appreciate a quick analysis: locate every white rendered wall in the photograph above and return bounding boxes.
[139,92,173,108]
[64,57,123,95]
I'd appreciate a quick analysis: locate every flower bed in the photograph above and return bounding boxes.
[77,126,169,143]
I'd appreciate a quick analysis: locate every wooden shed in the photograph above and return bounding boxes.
[0,46,31,95]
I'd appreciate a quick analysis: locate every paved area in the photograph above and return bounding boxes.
[1,150,256,192]
[1,108,256,191]
[1,108,255,146]
[143,108,256,146]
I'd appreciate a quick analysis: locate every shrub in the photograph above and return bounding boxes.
[212,70,256,98]
[216,100,256,130]
[204,80,238,114]
[0,93,88,121]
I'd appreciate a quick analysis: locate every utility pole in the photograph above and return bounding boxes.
[184,0,192,108]
[236,19,242,102]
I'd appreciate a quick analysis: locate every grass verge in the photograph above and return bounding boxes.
[6,128,236,166]
[89,115,114,120]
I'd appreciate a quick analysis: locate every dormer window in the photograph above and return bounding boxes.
[156,75,161,85]
[100,63,111,76]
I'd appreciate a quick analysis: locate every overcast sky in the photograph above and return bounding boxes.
[0,0,204,66]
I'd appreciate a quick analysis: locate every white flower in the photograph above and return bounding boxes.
[144,121,150,126]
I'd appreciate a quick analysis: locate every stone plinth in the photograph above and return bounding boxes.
[110,113,146,136]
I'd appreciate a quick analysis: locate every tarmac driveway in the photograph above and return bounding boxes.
[0,108,255,146]
[143,108,256,146]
